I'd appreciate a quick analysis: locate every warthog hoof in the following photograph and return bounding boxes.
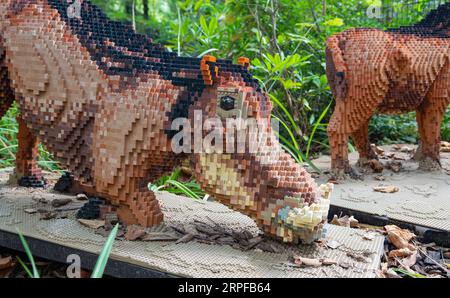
[348,166,364,180]
[418,157,441,171]
[330,166,364,181]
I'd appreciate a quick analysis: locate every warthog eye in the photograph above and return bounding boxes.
[219,96,236,111]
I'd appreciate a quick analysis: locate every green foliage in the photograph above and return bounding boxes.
[369,108,450,144]
[442,107,450,142]
[0,104,61,171]
[369,113,419,144]
[150,168,205,199]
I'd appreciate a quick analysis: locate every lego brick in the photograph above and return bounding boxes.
[0,0,330,244]
[326,3,449,178]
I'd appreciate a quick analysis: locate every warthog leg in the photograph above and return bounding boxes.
[416,62,449,171]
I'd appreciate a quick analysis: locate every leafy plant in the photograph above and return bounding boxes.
[16,228,39,278]
[150,168,205,199]
[91,223,119,278]
[15,224,119,278]
[369,113,419,144]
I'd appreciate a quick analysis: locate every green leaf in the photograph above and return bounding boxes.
[199,15,208,34]
[197,48,218,58]
[16,228,39,278]
[268,93,300,137]
[16,256,34,278]
[208,17,218,35]
[271,114,300,154]
[393,268,427,278]
[164,180,201,199]
[91,223,119,278]
[194,0,204,11]
[306,100,332,158]
[324,18,344,27]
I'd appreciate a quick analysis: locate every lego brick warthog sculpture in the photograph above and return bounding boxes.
[0,0,332,243]
[326,3,449,178]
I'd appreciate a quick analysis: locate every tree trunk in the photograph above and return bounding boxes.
[125,0,133,14]
[143,0,149,20]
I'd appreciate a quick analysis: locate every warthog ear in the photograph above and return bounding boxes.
[200,55,219,85]
[237,57,250,70]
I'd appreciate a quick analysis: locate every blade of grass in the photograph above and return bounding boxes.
[269,94,300,136]
[392,268,427,278]
[91,223,119,278]
[164,179,201,199]
[348,142,356,153]
[0,137,15,159]
[16,228,39,278]
[271,114,300,155]
[280,143,301,163]
[276,132,303,162]
[312,139,330,149]
[275,132,321,173]
[16,256,34,278]
[306,100,332,158]
[197,48,218,58]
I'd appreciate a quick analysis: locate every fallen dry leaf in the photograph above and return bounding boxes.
[385,225,416,250]
[374,175,385,181]
[175,233,195,244]
[330,215,359,228]
[385,268,401,278]
[39,211,57,220]
[76,193,88,201]
[371,144,385,155]
[294,256,322,267]
[339,262,352,269]
[125,225,146,241]
[373,185,399,193]
[387,161,402,173]
[24,208,37,214]
[388,247,415,258]
[400,250,418,268]
[363,232,376,241]
[327,178,339,185]
[384,152,395,159]
[393,153,409,160]
[0,256,14,270]
[51,198,72,208]
[400,146,413,153]
[321,258,338,266]
[349,216,359,228]
[441,141,450,152]
[141,232,179,241]
[369,159,384,173]
[78,219,105,229]
[326,239,342,249]
[346,251,372,263]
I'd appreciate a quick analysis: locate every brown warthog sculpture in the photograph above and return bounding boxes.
[0,0,332,243]
[326,3,449,179]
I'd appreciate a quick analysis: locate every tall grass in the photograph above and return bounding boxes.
[15,224,119,278]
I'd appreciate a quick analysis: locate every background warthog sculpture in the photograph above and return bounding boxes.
[326,3,449,179]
